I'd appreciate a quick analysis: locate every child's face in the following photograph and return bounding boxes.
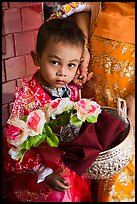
[33,39,83,88]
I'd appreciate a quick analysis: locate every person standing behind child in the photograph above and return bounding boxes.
[47,2,135,202]
[57,2,135,202]
[4,18,92,202]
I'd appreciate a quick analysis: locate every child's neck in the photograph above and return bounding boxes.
[36,71,50,88]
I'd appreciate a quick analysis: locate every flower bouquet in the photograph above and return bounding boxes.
[6,98,102,163]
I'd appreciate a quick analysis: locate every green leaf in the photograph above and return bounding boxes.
[57,111,71,126]
[44,124,53,136]
[48,120,58,130]
[19,134,47,163]
[50,134,59,146]
[19,138,31,151]
[21,115,28,122]
[70,113,83,126]
[46,134,59,147]
[19,141,27,151]
[19,149,27,163]
[32,134,46,147]
[86,115,98,123]
[25,139,32,150]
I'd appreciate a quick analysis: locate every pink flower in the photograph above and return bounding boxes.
[27,112,41,131]
[26,109,46,136]
[6,117,29,147]
[74,98,102,122]
[6,125,22,140]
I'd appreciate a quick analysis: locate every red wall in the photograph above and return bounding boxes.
[2,2,43,201]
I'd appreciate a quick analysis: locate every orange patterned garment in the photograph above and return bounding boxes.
[82,34,135,108]
[82,2,135,202]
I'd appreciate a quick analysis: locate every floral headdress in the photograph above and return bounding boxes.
[47,2,86,20]
[47,2,102,30]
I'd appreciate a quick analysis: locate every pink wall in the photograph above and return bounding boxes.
[2,2,43,201]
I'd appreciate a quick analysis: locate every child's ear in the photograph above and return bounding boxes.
[31,51,40,66]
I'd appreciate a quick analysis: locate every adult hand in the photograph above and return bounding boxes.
[73,47,93,86]
[125,95,135,132]
[45,172,71,192]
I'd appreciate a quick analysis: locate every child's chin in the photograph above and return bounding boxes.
[54,84,66,88]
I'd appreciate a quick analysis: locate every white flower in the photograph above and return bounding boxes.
[47,97,74,119]
[9,147,22,160]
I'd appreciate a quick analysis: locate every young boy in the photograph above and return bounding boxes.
[4,18,92,202]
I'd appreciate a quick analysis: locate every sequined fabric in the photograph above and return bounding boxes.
[82,34,135,108]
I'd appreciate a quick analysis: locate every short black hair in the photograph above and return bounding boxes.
[36,18,85,55]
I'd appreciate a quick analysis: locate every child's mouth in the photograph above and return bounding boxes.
[55,80,65,85]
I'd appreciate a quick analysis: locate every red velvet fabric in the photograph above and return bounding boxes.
[59,110,125,175]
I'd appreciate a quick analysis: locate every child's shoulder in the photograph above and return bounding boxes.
[11,71,52,117]
[14,70,39,100]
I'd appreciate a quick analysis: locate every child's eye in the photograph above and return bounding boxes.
[51,61,59,66]
[68,63,76,69]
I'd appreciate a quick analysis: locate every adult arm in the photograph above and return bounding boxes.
[72,11,92,86]
[72,3,101,86]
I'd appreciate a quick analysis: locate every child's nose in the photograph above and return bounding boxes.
[56,67,66,77]
[56,72,66,77]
